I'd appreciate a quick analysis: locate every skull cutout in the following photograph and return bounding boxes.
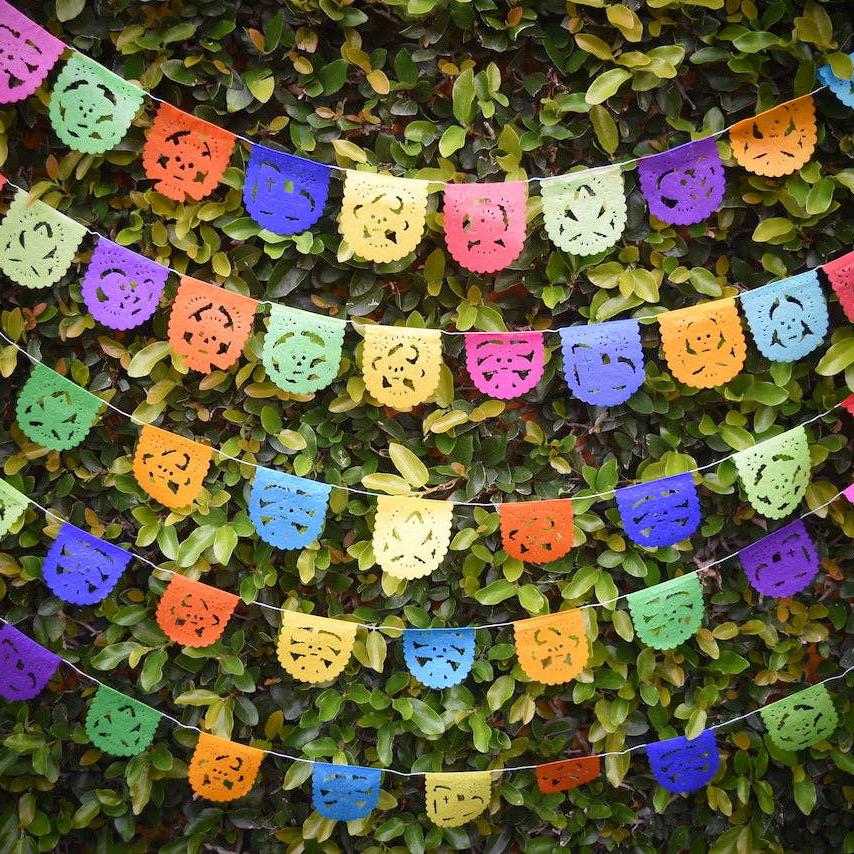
[615,473,702,548]
[738,520,819,598]
[0,2,64,104]
[312,764,382,820]
[0,190,86,289]
[142,103,236,201]
[741,271,828,362]
[759,684,839,751]
[646,731,720,793]
[49,54,144,154]
[85,685,161,757]
[244,146,331,235]
[0,478,27,537]
[424,771,492,828]
[339,171,429,262]
[402,628,476,688]
[188,732,264,802]
[658,298,747,388]
[513,610,589,685]
[733,427,810,519]
[627,574,704,650]
[535,756,601,794]
[372,496,454,580]
[822,249,854,322]
[819,53,854,108]
[276,611,357,683]
[443,181,527,273]
[0,623,60,702]
[541,169,627,255]
[261,305,345,394]
[499,499,574,564]
[362,326,443,410]
[132,425,213,509]
[42,523,132,605]
[16,363,102,451]
[730,96,817,177]
[637,137,725,225]
[156,574,238,648]
[464,332,546,399]
[168,277,258,373]
[81,238,169,330]
[248,468,332,550]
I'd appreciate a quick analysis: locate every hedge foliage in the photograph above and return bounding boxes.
[1,0,854,852]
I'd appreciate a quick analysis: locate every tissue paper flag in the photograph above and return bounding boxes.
[541,168,627,255]
[402,628,476,688]
[81,238,169,330]
[646,730,720,793]
[819,53,854,108]
[0,189,86,288]
[0,478,27,537]
[535,756,600,793]
[513,610,588,685]
[498,499,574,564]
[188,732,264,802]
[372,495,453,579]
[760,684,838,751]
[311,764,382,820]
[155,574,239,648]
[276,611,357,683]
[464,332,545,399]
[615,473,702,548]
[729,96,817,177]
[0,1,64,103]
[637,137,725,225]
[738,519,819,597]
[84,685,161,757]
[0,624,60,702]
[627,574,704,650]
[132,425,212,509]
[424,771,492,827]
[822,249,854,322]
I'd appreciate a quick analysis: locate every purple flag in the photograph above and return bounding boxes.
[616,473,702,547]
[647,730,719,793]
[738,519,819,597]
[0,623,60,701]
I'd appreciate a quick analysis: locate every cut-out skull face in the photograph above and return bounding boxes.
[514,611,589,685]
[627,574,704,650]
[402,628,476,688]
[760,685,839,751]
[155,574,239,648]
[85,685,161,757]
[464,332,546,399]
[0,624,60,702]
[499,499,574,564]
[188,733,264,802]
[424,772,492,828]
[646,731,720,793]
[535,756,600,793]
[739,519,819,598]
[822,250,854,323]
[0,7,64,104]
[277,612,357,683]
[0,479,27,538]
[312,764,382,820]
[616,473,702,548]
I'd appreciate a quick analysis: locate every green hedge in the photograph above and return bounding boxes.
[1,1,853,852]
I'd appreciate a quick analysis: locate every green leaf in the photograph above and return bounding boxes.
[55,0,86,22]
[590,105,618,154]
[752,217,796,243]
[407,699,444,736]
[438,125,467,157]
[127,342,173,378]
[474,579,517,605]
[452,69,476,125]
[388,442,430,487]
[816,336,854,375]
[585,69,631,105]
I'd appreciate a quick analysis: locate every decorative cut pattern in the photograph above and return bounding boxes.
[188,732,264,802]
[132,425,213,509]
[819,54,854,108]
[0,189,86,289]
[541,169,627,255]
[646,730,720,793]
[616,473,702,548]
[372,495,453,580]
[822,250,854,322]
[0,478,28,537]
[402,628,476,688]
[559,320,646,406]
[49,54,144,153]
[261,305,345,394]
[464,332,545,399]
[443,182,527,273]
[361,326,442,410]
[0,1,64,103]
[339,171,429,262]
[0,623,60,702]
[658,298,747,388]
[729,96,817,177]
[81,238,169,330]
[739,520,819,598]
[244,146,331,235]
[42,523,131,605]
[627,574,704,650]
[167,276,257,373]
[142,103,235,201]
[637,137,725,225]
[498,499,574,564]
[741,271,828,362]
[514,610,588,685]
[760,684,839,751]
[535,756,600,793]
[311,764,382,820]
[248,468,331,550]
[155,574,239,648]
[424,771,492,828]
[276,611,357,683]
[733,427,810,519]
[15,363,102,451]
[85,685,161,757]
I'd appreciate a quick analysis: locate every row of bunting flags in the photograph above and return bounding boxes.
[1,474,851,686]
[9,356,852,569]
[3,181,854,408]
[0,621,844,819]
[2,2,854,271]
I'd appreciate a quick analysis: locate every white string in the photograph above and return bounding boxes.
[2,610,848,778]
[0,329,843,509]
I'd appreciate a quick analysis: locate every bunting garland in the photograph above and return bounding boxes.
[0,620,847,822]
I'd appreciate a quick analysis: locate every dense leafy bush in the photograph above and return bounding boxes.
[1,1,853,852]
